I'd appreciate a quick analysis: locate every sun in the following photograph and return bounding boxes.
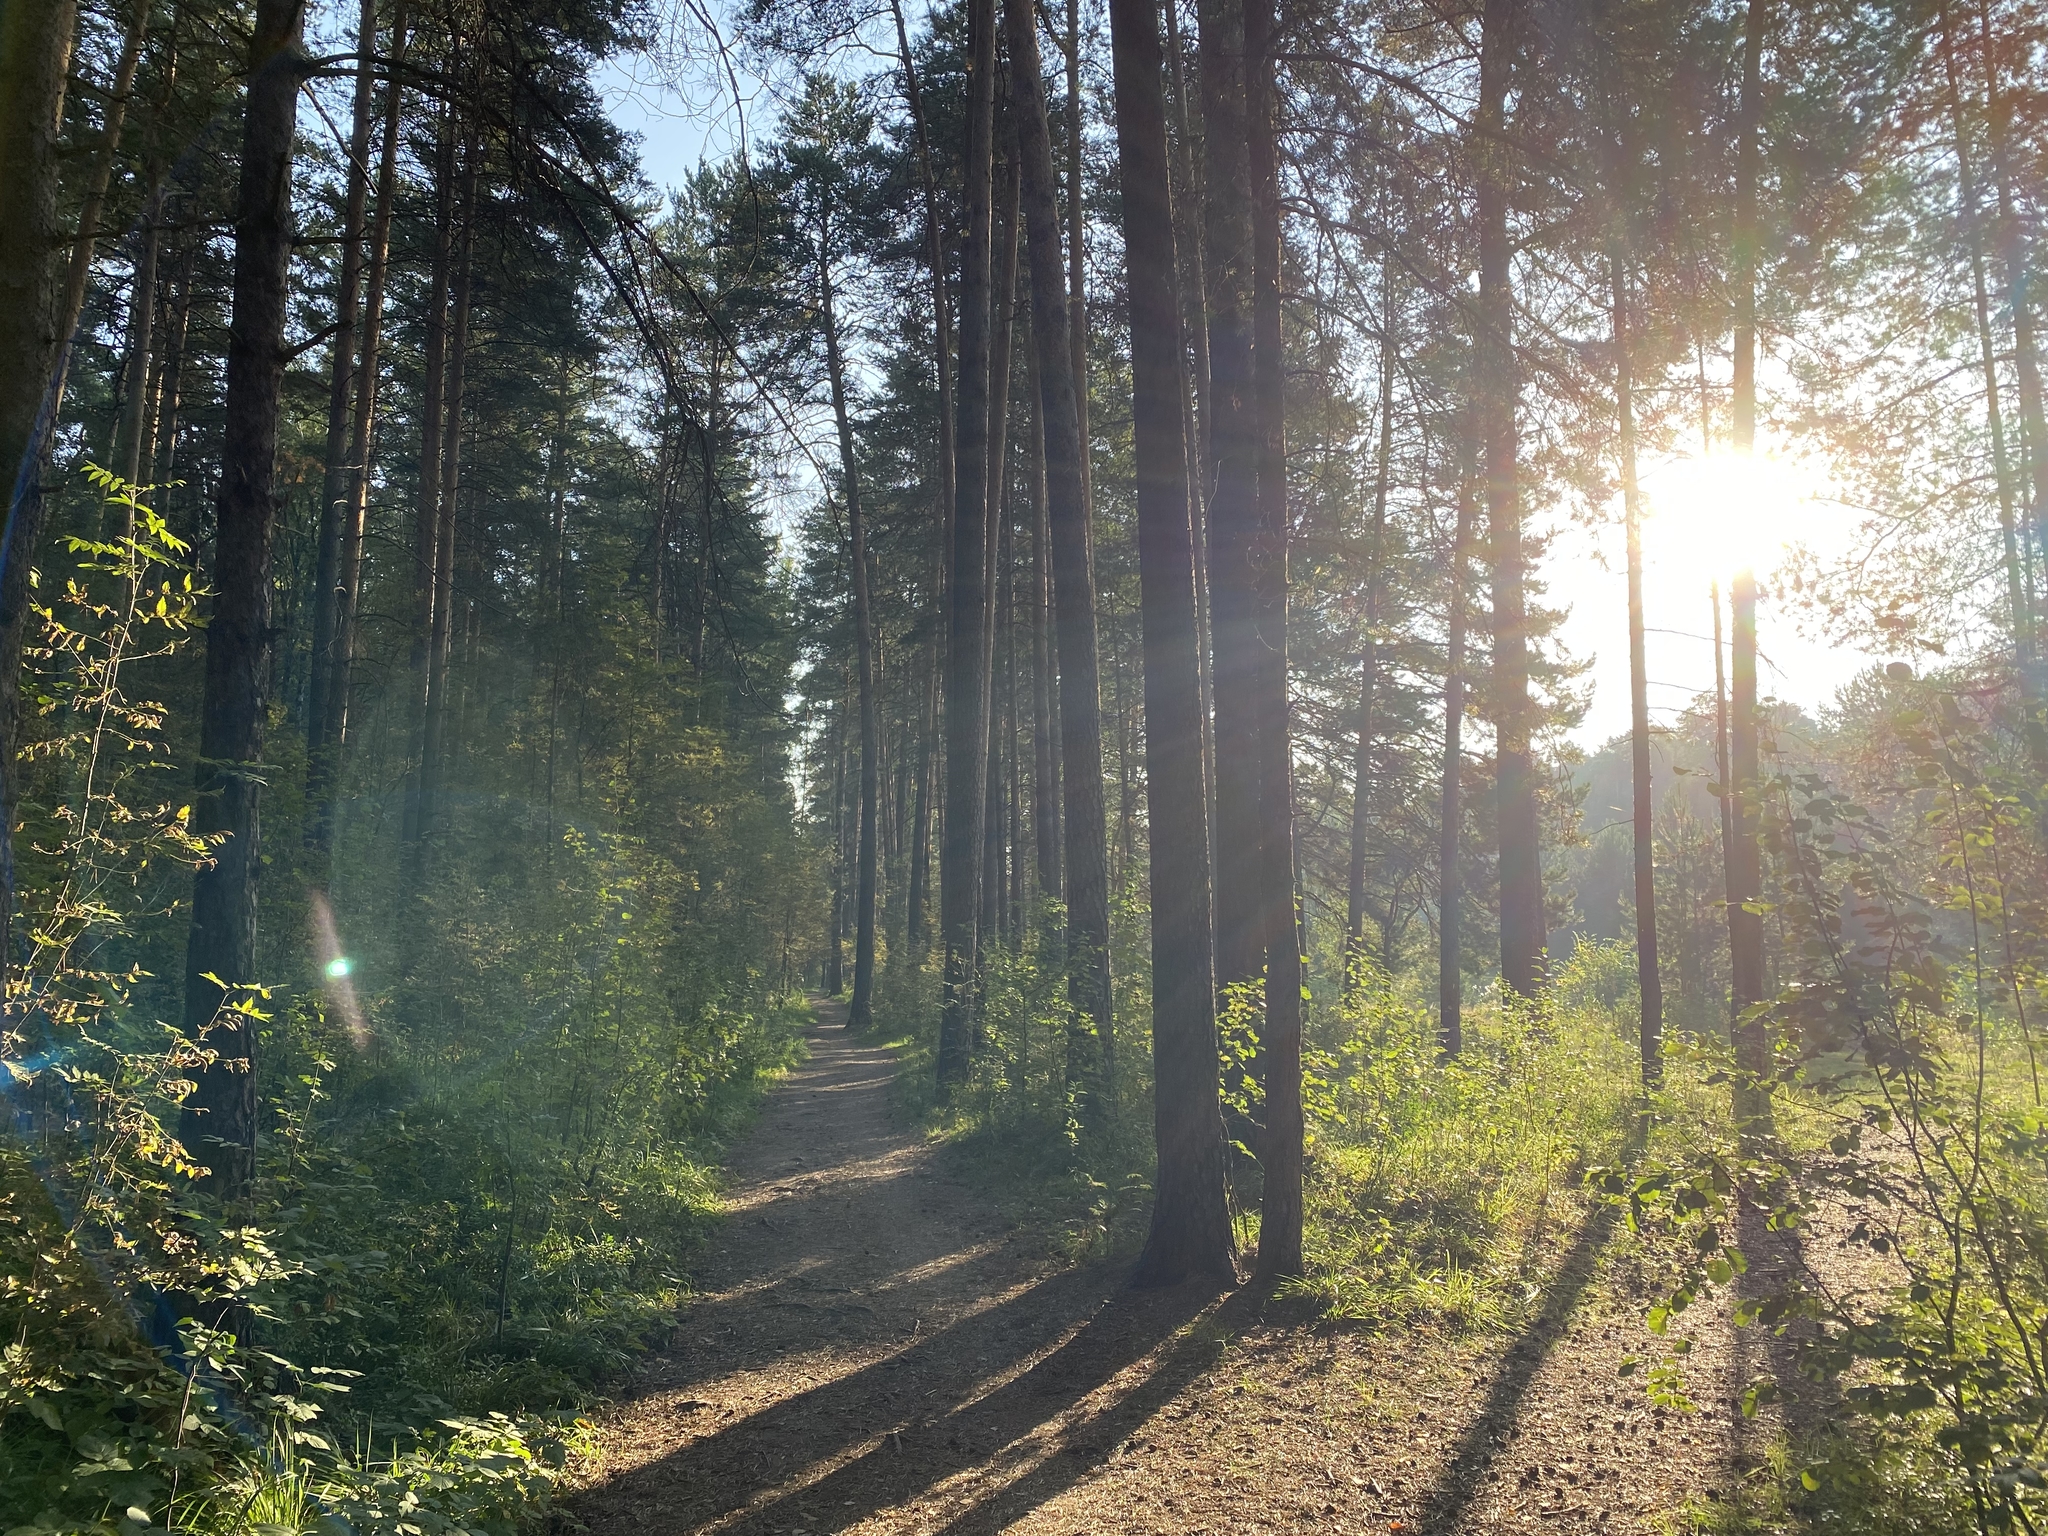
[1638,450,1818,588]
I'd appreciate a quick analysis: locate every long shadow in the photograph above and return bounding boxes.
[701,1272,1234,1536]
[919,1283,1266,1536]
[569,1261,1131,1531]
[1734,1194,1839,1442]
[1414,1154,1636,1534]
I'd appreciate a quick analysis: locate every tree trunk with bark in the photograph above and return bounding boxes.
[402,114,454,850]
[892,0,951,959]
[0,0,79,982]
[1438,479,1474,1056]
[938,0,998,1088]
[1247,0,1302,1282]
[306,0,379,857]
[309,5,405,866]
[179,0,306,1205]
[1110,0,1234,1287]
[821,252,879,1031]
[1006,0,1113,1105]
[1613,253,1661,1089]
[982,152,1021,958]
[50,0,141,410]
[1347,258,1395,989]
[418,141,477,854]
[1478,0,1544,996]
[1199,0,1265,1007]
[1728,0,1768,1123]
[1025,314,1063,913]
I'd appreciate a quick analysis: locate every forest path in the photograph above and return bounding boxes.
[567,1002,1750,1535]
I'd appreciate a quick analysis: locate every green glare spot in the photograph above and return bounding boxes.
[325,957,352,980]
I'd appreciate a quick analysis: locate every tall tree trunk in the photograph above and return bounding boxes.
[1979,0,2048,613]
[306,0,379,856]
[1247,0,1302,1282]
[307,0,378,846]
[51,0,143,411]
[1007,0,1113,1101]
[909,638,937,947]
[151,242,193,484]
[309,5,405,866]
[1199,0,1265,1007]
[1065,0,1091,512]
[822,252,880,1032]
[0,0,79,982]
[1111,0,1234,1287]
[1938,0,2030,662]
[890,0,951,963]
[1438,479,1474,1056]
[1478,0,1544,996]
[826,708,847,995]
[179,0,306,1205]
[1346,255,1395,989]
[889,0,957,558]
[937,0,998,1088]
[1026,326,1062,912]
[1712,577,1735,941]
[1164,0,1210,478]
[1164,0,1218,805]
[419,142,476,850]
[982,152,1021,958]
[402,113,454,850]
[1728,0,1768,1119]
[115,193,161,501]
[1613,253,1662,1089]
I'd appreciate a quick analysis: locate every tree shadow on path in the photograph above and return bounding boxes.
[1413,1138,1638,1535]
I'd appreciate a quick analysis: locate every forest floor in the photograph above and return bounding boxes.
[563,1001,1797,1536]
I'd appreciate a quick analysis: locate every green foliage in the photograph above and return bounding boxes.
[2,473,809,1532]
[1288,953,1642,1329]
[1598,677,2048,1531]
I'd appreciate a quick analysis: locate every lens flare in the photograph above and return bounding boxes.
[310,890,370,1048]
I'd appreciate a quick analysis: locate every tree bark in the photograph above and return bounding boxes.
[1199,0,1265,1006]
[1247,0,1301,1283]
[1979,0,2048,607]
[402,112,454,850]
[1478,0,1543,996]
[1346,255,1395,989]
[1613,253,1662,1089]
[1111,0,1234,1288]
[306,0,380,856]
[418,140,477,851]
[938,0,998,1088]
[821,252,879,1031]
[51,0,143,411]
[1438,479,1474,1056]
[1007,0,1113,1100]
[1025,313,1063,913]
[982,151,1021,956]
[890,0,951,960]
[826,706,847,995]
[179,0,306,1205]
[308,5,405,866]
[1938,0,2029,661]
[0,0,79,984]
[1065,0,1090,512]
[114,192,161,501]
[1728,0,1768,1122]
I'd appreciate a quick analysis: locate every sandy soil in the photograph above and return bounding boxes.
[566,1001,1782,1536]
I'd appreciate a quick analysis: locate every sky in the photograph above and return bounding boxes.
[597,59,1897,755]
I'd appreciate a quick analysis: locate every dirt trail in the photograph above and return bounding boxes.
[569,1003,1754,1535]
